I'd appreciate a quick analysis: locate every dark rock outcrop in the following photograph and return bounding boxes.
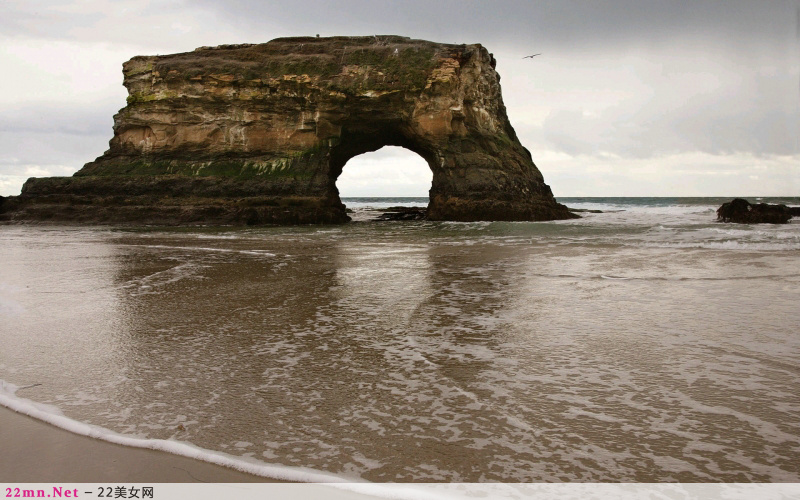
[1,36,575,225]
[375,206,427,221]
[717,198,796,224]
[567,207,604,213]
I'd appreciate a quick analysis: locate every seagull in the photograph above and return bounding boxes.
[523,53,541,59]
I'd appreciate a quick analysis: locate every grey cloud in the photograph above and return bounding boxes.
[538,67,799,158]
[0,102,117,173]
[0,129,109,169]
[0,1,219,52]
[195,0,798,53]
[1,2,105,40]
[6,1,796,55]
[0,101,118,137]
[542,104,799,159]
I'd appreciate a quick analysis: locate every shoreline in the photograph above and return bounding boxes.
[0,406,276,483]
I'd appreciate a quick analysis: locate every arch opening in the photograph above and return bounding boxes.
[337,146,432,198]
[334,146,433,219]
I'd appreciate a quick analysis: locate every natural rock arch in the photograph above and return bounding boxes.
[1,36,575,224]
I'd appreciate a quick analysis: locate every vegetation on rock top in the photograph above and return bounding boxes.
[144,37,444,95]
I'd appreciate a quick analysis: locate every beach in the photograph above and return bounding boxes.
[0,406,267,482]
[2,197,799,482]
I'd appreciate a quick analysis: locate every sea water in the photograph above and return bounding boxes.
[1,197,799,482]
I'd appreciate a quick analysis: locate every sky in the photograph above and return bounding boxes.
[1,0,798,198]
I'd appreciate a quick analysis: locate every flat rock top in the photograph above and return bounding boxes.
[189,35,467,55]
[130,35,480,73]
[128,35,476,85]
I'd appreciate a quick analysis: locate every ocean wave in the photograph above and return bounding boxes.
[132,244,277,257]
[705,227,800,240]
[637,240,800,251]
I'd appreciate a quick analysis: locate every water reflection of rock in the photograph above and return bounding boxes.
[106,230,344,442]
[0,229,135,426]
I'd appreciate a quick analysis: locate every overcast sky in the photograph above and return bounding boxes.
[1,0,798,197]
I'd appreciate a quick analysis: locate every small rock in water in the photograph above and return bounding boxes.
[716,198,795,224]
[567,207,604,213]
[375,207,427,221]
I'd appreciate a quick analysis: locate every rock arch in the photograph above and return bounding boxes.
[2,36,575,224]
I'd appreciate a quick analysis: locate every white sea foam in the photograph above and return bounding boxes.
[0,379,347,483]
[136,244,277,257]
[194,234,251,240]
[0,379,466,500]
[639,240,800,251]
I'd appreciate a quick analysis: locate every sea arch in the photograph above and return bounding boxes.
[4,36,576,225]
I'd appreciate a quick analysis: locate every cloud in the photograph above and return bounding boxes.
[337,147,432,197]
[0,101,117,137]
[0,39,134,107]
[534,65,799,159]
[0,130,108,170]
[0,164,79,196]
[193,0,798,53]
[0,0,225,52]
[541,151,800,197]
[0,104,113,195]
[7,0,793,47]
[501,36,800,160]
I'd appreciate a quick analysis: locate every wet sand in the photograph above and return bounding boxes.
[0,406,273,483]
[2,218,799,482]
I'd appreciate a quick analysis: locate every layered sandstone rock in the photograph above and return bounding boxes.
[2,36,575,225]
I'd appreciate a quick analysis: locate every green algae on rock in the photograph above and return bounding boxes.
[2,36,576,225]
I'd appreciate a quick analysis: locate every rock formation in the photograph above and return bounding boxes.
[717,198,798,224]
[376,206,427,221]
[1,36,576,225]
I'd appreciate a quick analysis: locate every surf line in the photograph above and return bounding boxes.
[0,379,453,500]
[0,379,346,482]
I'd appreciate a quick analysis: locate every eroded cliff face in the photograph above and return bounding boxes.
[3,36,575,224]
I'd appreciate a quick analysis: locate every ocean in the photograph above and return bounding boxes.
[1,197,799,482]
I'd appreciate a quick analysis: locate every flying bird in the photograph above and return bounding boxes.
[523,53,541,59]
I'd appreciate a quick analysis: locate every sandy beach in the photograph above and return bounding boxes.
[0,406,271,483]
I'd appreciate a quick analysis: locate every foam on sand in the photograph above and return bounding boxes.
[0,379,345,483]
[0,379,456,500]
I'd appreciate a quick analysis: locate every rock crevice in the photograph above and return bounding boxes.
[2,36,575,224]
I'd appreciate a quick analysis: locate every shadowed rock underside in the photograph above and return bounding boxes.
[2,36,575,225]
